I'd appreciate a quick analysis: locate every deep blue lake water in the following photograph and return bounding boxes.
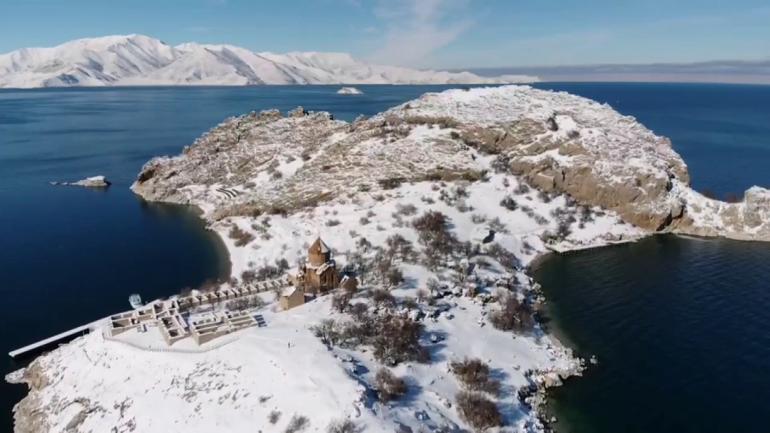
[0,83,768,433]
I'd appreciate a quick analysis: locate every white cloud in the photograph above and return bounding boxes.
[367,0,474,67]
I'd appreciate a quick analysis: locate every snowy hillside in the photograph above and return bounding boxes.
[0,34,537,88]
[9,86,769,433]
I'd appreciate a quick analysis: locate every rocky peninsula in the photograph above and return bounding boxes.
[9,85,768,433]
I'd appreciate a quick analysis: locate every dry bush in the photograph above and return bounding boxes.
[386,268,404,287]
[332,290,353,313]
[450,358,500,395]
[284,414,309,433]
[499,195,518,211]
[326,219,341,227]
[403,115,459,129]
[484,243,521,270]
[455,391,502,431]
[268,410,281,424]
[326,419,360,433]
[416,288,429,303]
[313,311,427,365]
[241,270,257,283]
[370,288,396,308]
[375,368,407,402]
[413,211,458,263]
[401,297,418,310]
[228,225,255,247]
[385,234,414,261]
[372,314,428,364]
[395,203,418,216]
[514,182,531,195]
[489,293,536,332]
[378,177,405,189]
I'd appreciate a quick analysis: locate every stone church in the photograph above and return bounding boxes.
[293,237,340,294]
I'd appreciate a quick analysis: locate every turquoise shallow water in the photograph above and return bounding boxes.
[0,83,768,433]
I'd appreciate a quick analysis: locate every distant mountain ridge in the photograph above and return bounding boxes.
[0,34,537,88]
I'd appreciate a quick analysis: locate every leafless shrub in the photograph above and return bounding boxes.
[450,358,500,395]
[378,177,405,190]
[489,292,536,332]
[372,314,428,364]
[401,297,418,310]
[395,203,418,216]
[471,214,487,224]
[385,234,414,260]
[499,195,518,211]
[228,225,255,247]
[241,270,256,283]
[332,290,353,312]
[371,289,396,308]
[326,219,341,227]
[514,182,530,195]
[455,391,502,431]
[284,414,309,433]
[375,368,407,402]
[359,216,370,225]
[484,243,520,270]
[416,288,429,303]
[490,155,510,173]
[487,217,509,234]
[403,115,459,129]
[413,211,457,260]
[313,311,427,365]
[386,268,404,287]
[269,410,281,424]
[326,419,361,433]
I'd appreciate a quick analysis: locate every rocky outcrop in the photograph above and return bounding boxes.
[10,362,51,433]
[132,85,766,241]
[51,175,111,188]
[337,87,363,95]
[678,186,770,241]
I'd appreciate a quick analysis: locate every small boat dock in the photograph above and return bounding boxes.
[8,318,107,359]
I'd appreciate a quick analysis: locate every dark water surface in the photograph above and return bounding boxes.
[1,83,769,432]
[535,236,770,433]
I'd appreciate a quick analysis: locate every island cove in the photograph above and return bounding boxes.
[8,86,770,433]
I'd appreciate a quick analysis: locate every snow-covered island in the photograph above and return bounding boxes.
[337,87,364,95]
[0,34,537,88]
[50,175,111,188]
[9,86,769,433]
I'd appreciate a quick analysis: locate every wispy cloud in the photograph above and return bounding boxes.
[367,0,474,67]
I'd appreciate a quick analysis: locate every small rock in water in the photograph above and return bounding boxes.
[589,355,599,365]
[337,86,363,95]
[51,175,111,188]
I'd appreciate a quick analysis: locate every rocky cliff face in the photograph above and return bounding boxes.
[132,85,768,241]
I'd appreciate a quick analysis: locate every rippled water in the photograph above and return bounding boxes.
[536,236,770,433]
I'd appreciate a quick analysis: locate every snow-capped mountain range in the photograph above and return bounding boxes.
[0,34,536,88]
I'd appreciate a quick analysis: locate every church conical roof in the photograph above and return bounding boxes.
[309,237,330,254]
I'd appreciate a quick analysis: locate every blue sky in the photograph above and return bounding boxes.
[1,0,769,68]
